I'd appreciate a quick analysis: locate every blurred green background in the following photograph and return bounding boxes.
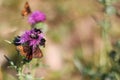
[0,0,120,80]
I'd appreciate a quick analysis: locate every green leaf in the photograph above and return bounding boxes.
[4,40,12,44]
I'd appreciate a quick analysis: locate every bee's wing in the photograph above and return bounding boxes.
[33,47,43,58]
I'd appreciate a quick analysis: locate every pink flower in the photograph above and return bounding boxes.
[28,11,46,25]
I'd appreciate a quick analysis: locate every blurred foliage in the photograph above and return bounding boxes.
[73,0,120,80]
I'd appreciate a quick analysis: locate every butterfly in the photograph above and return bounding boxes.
[16,45,43,60]
[21,2,32,16]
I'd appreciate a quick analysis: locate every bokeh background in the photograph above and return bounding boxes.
[0,0,120,80]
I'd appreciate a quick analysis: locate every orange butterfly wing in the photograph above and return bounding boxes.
[16,45,43,60]
[21,2,32,16]
[33,47,43,58]
[16,45,27,56]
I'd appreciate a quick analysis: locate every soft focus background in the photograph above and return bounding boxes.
[0,0,120,80]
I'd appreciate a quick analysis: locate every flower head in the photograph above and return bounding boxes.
[28,11,46,25]
[13,28,46,50]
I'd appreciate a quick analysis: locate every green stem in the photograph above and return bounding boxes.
[115,73,120,80]
[17,66,24,80]
[100,0,112,71]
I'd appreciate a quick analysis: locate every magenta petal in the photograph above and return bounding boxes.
[28,11,46,25]
[19,28,45,49]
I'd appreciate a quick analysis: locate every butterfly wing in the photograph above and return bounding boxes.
[21,2,31,16]
[16,45,27,56]
[16,45,33,60]
[16,45,43,60]
[33,47,43,58]
[24,45,33,60]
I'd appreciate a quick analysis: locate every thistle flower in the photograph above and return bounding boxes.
[28,11,46,25]
[14,28,46,49]
[20,28,45,48]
